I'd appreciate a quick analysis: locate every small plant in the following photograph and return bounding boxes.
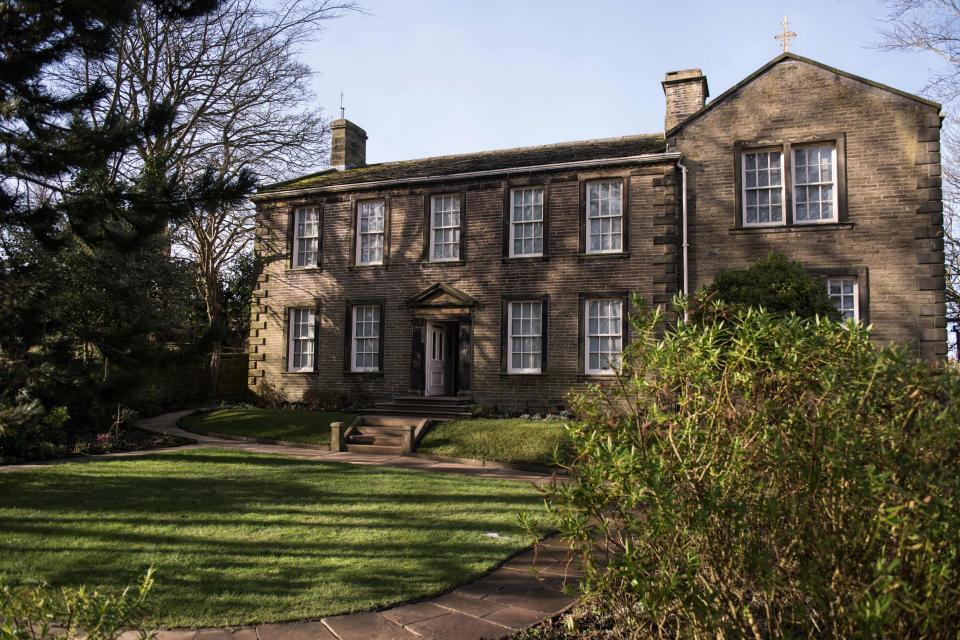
[253,380,287,409]
[0,569,156,640]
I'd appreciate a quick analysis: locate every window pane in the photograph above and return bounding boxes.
[742,151,784,226]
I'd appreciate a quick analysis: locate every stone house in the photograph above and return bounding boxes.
[248,53,946,412]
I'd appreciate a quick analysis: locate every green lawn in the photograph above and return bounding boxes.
[418,418,570,467]
[0,448,546,626]
[180,407,354,445]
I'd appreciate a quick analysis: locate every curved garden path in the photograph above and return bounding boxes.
[8,411,580,640]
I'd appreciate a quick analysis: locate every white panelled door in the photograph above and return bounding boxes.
[426,323,446,396]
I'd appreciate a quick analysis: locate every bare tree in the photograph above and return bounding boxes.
[878,0,960,357]
[64,0,355,391]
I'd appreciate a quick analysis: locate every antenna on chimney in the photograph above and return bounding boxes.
[339,91,345,119]
[775,16,797,53]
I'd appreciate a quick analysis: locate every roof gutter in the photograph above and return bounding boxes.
[252,151,681,201]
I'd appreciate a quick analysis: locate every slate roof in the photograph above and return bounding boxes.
[258,133,667,195]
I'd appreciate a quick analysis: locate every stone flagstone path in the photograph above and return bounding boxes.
[7,411,580,639]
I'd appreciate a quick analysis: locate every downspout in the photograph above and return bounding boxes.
[677,161,689,322]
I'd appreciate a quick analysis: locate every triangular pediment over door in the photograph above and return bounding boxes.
[406,283,477,311]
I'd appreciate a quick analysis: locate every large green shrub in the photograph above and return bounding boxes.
[703,252,840,320]
[537,302,960,638]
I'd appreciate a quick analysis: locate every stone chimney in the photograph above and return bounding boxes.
[662,68,709,132]
[330,119,367,170]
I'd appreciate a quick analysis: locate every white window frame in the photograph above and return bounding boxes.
[792,143,838,225]
[584,298,623,376]
[292,206,320,268]
[741,149,786,228]
[507,300,543,374]
[287,308,316,373]
[429,194,461,262]
[356,199,385,266]
[509,186,545,258]
[351,305,381,372]
[827,277,859,322]
[585,179,624,254]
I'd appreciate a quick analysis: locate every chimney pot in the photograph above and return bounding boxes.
[662,68,709,132]
[330,118,367,170]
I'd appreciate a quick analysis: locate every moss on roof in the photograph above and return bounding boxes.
[259,133,667,194]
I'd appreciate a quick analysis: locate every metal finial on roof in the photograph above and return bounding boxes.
[339,91,345,119]
[775,16,797,53]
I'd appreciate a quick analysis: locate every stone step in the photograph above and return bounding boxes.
[343,443,403,455]
[351,425,410,435]
[347,434,403,445]
[390,396,473,405]
[358,407,471,419]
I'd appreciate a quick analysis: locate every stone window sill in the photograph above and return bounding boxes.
[729,222,854,235]
[498,372,548,377]
[576,252,631,260]
[421,260,466,267]
[502,255,550,263]
[343,370,385,379]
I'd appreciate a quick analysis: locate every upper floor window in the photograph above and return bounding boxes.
[827,277,858,321]
[510,187,544,257]
[351,304,381,372]
[586,180,623,253]
[293,206,319,268]
[356,199,385,265]
[585,298,623,375]
[287,308,316,372]
[430,195,461,261]
[739,139,843,228]
[793,144,837,223]
[508,300,543,374]
[742,150,784,227]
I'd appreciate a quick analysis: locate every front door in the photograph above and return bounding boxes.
[426,322,446,396]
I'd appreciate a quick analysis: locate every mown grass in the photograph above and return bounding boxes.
[179,407,354,445]
[0,448,546,626]
[418,418,570,467]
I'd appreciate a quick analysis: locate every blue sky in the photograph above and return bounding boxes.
[301,0,945,165]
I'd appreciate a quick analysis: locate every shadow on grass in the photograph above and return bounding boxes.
[0,448,546,626]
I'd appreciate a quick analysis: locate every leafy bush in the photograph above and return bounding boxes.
[536,301,960,638]
[0,569,155,640]
[0,407,69,464]
[703,252,840,320]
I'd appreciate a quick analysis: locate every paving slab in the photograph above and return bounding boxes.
[256,621,338,640]
[227,629,258,640]
[483,575,577,615]
[380,601,450,626]
[455,570,543,599]
[405,611,513,640]
[432,590,510,617]
[480,605,552,630]
[193,629,233,640]
[321,612,417,639]
[154,630,199,640]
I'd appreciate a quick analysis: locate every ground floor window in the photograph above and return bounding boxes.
[352,305,381,372]
[827,277,858,321]
[585,298,623,375]
[508,300,543,373]
[287,308,316,372]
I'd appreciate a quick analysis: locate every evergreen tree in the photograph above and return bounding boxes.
[0,0,255,436]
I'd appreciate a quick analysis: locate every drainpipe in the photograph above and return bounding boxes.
[678,161,689,322]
